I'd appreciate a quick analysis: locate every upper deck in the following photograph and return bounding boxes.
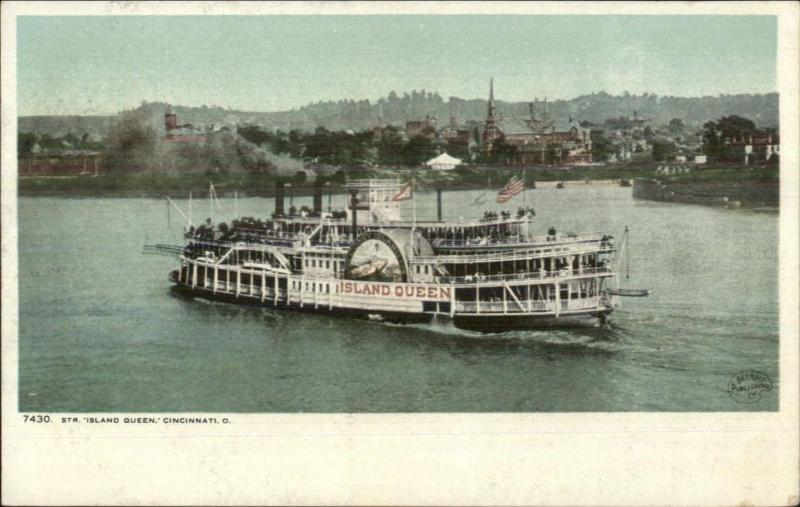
[180,178,614,276]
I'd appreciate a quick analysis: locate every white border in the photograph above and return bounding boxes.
[2,2,798,505]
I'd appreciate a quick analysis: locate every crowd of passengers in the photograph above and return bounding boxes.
[450,256,612,283]
[479,207,536,222]
[188,216,294,243]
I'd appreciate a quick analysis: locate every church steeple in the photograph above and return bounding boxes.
[483,78,500,154]
[487,78,497,118]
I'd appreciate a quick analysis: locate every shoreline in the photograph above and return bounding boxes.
[633,177,779,209]
[16,164,777,198]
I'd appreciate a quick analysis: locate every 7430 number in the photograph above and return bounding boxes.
[23,415,51,423]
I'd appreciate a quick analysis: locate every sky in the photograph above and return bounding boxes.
[16,15,777,116]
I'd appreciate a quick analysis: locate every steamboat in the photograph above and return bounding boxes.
[147,179,628,332]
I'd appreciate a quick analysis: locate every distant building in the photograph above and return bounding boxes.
[405,116,437,140]
[424,152,463,171]
[164,112,208,143]
[480,79,593,164]
[725,134,780,165]
[443,129,476,160]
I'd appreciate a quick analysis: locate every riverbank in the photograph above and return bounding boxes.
[17,163,774,197]
[633,167,779,208]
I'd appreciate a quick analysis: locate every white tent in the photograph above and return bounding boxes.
[424,152,463,171]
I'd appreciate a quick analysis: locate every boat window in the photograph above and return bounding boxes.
[424,266,429,275]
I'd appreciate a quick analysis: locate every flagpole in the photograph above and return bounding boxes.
[522,167,527,208]
[523,167,529,241]
[410,179,417,254]
[412,179,416,225]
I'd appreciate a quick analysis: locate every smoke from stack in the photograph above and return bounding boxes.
[275,182,285,216]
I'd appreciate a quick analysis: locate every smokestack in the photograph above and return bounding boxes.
[274,181,285,216]
[437,187,443,222]
[313,180,323,214]
[349,190,359,240]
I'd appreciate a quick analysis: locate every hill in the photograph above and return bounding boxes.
[18,90,779,137]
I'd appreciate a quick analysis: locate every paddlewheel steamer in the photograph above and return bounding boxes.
[152,179,622,332]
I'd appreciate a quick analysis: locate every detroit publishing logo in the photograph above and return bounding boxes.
[728,370,774,404]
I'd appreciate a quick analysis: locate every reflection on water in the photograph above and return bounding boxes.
[18,188,779,412]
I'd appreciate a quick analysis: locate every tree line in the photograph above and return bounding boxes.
[237,125,441,167]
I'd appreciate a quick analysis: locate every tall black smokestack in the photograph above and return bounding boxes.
[275,181,285,216]
[349,189,358,240]
[313,180,323,214]
[437,187,443,221]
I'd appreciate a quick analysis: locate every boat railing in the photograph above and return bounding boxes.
[432,232,607,249]
[560,298,602,311]
[430,236,525,248]
[436,266,612,285]
[417,243,616,265]
[455,297,603,315]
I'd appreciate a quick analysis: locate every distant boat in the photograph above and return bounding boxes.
[619,179,632,187]
[556,182,565,189]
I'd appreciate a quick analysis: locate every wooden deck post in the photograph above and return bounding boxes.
[554,283,560,318]
[527,285,532,312]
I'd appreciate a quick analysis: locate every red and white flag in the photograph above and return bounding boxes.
[496,176,525,203]
[392,181,414,201]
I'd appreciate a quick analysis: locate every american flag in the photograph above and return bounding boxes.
[392,181,414,201]
[496,176,525,203]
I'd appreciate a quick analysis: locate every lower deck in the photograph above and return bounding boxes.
[172,256,617,327]
[169,281,611,332]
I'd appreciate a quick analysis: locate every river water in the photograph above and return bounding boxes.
[17,186,779,412]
